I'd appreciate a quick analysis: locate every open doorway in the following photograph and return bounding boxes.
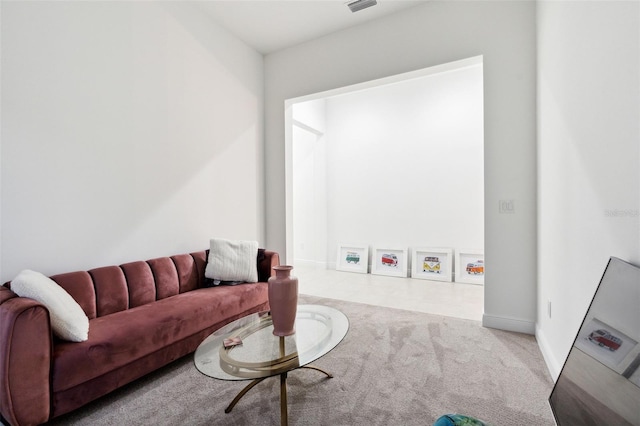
[285,56,484,283]
[291,119,327,269]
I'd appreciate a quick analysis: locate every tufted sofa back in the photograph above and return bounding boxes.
[44,251,209,319]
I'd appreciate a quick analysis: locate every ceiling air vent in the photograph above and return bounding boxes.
[347,0,377,13]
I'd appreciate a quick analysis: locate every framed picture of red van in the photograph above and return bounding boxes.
[455,249,484,285]
[411,248,453,282]
[574,316,638,375]
[336,243,369,274]
[371,246,408,278]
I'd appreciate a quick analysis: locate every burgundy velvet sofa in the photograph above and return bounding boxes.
[0,249,279,426]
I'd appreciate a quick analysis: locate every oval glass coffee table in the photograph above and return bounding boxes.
[194,304,349,426]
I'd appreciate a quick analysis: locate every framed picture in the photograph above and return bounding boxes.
[371,246,408,277]
[411,247,453,282]
[455,249,484,284]
[335,243,369,274]
[574,317,639,374]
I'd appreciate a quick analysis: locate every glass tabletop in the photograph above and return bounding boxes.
[194,305,349,381]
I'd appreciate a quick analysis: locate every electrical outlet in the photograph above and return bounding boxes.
[499,200,515,214]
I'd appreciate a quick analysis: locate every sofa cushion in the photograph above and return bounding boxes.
[50,271,97,320]
[10,270,89,342]
[205,238,259,283]
[51,282,268,393]
[120,261,156,308]
[88,266,129,317]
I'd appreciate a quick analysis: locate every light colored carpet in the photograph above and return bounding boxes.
[48,295,555,425]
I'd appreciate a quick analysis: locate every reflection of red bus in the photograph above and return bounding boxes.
[381,254,398,267]
[588,329,622,351]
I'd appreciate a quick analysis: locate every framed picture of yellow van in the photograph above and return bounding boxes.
[455,249,484,285]
[411,248,453,282]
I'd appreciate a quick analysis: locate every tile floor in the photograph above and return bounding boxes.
[294,265,484,322]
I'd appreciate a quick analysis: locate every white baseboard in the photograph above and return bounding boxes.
[482,313,536,335]
[535,323,563,381]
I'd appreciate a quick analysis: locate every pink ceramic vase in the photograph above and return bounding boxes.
[268,265,298,336]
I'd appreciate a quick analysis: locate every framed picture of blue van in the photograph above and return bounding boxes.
[411,248,453,282]
[455,249,484,285]
[336,243,369,274]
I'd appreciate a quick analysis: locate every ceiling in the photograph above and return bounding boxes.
[195,1,428,54]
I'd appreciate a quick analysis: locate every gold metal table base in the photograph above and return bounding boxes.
[224,365,333,426]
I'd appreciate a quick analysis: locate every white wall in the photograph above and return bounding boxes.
[536,1,640,379]
[0,2,264,282]
[292,99,328,267]
[266,1,537,333]
[324,65,484,273]
[293,99,326,135]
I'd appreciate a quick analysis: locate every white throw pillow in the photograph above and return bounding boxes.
[11,269,89,342]
[205,238,259,283]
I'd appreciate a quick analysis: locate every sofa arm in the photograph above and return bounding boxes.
[258,250,280,282]
[0,286,52,426]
